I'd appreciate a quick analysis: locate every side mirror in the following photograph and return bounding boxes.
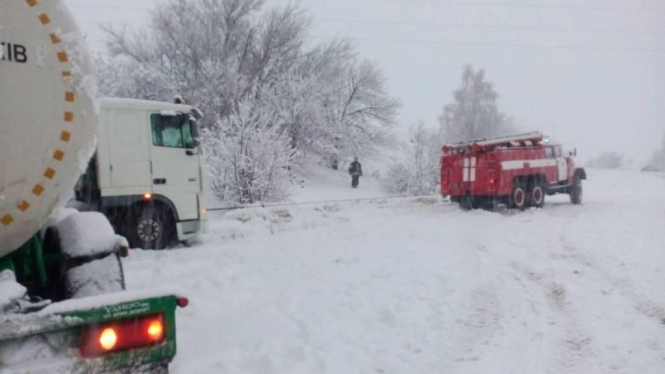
[574,148,577,157]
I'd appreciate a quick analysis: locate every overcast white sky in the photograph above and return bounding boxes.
[64,0,665,164]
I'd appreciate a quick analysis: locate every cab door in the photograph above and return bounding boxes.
[107,110,152,189]
[555,146,568,182]
[148,112,201,221]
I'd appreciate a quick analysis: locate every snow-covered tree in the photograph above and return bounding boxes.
[439,64,515,143]
[383,123,443,196]
[202,92,295,204]
[96,0,399,203]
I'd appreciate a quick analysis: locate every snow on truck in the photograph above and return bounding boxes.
[441,132,587,210]
[1,1,190,373]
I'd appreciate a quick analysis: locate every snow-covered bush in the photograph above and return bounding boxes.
[202,96,295,204]
[644,151,665,172]
[439,64,517,143]
[383,124,442,196]
[643,134,665,172]
[587,151,624,169]
[0,270,26,311]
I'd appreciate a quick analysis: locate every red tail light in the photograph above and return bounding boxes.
[80,314,166,357]
[99,328,118,351]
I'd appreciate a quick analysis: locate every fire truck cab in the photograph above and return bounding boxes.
[440,132,587,210]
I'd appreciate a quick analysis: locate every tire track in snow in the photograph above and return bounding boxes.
[440,283,504,374]
[559,235,665,326]
[558,203,665,327]
[510,261,594,374]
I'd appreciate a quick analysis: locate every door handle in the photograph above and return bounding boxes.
[153,178,167,185]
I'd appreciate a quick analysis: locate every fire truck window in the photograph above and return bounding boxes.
[556,148,562,158]
[546,148,554,158]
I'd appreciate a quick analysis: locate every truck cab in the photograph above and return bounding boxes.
[77,98,208,249]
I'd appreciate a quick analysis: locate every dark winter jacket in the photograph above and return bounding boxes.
[349,161,363,177]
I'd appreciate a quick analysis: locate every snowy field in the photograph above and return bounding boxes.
[124,169,665,374]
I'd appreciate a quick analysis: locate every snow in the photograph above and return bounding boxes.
[55,212,122,257]
[119,168,665,373]
[40,208,78,238]
[0,271,26,311]
[40,288,185,316]
[3,167,663,372]
[288,163,386,203]
[64,255,124,299]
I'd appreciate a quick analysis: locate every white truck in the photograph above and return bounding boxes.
[76,98,208,249]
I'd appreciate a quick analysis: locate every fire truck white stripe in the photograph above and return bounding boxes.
[501,159,558,170]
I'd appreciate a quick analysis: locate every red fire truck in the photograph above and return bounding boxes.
[440,132,586,210]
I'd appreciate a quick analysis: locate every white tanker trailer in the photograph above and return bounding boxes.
[0,1,189,372]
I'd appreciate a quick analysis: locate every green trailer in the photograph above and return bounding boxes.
[0,1,188,372]
[1,293,187,373]
[0,234,187,373]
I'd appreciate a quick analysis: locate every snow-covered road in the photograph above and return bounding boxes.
[124,169,665,374]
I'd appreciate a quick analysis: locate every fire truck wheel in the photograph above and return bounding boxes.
[459,195,474,210]
[529,183,545,208]
[509,180,528,210]
[570,177,583,205]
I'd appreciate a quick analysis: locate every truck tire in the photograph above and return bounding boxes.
[41,227,68,302]
[65,253,126,299]
[528,182,545,208]
[570,177,583,205]
[508,180,528,210]
[129,204,174,250]
[459,194,474,210]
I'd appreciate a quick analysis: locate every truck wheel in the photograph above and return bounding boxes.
[129,205,173,250]
[570,177,583,205]
[65,253,126,299]
[509,180,528,210]
[459,195,474,210]
[480,198,498,211]
[529,182,545,208]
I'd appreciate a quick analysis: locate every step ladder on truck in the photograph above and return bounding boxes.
[0,1,189,372]
[440,132,587,210]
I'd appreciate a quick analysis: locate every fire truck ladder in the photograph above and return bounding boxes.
[451,132,544,149]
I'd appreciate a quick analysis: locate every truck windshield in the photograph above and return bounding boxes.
[151,113,197,149]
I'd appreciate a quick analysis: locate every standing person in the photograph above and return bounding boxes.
[349,157,363,188]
